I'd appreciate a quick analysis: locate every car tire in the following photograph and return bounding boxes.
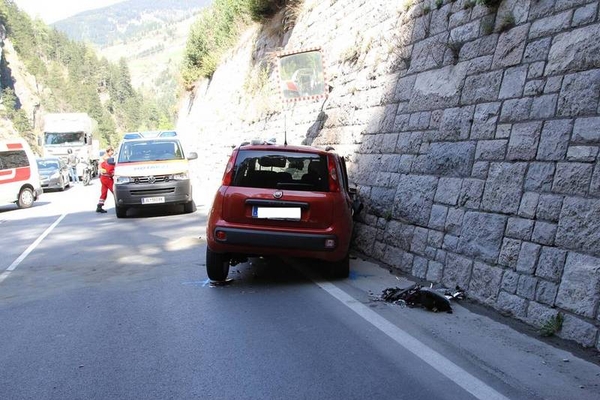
[115,206,127,218]
[328,254,350,279]
[206,248,230,282]
[183,200,195,213]
[17,187,34,209]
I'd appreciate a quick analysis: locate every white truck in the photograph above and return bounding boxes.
[40,113,100,178]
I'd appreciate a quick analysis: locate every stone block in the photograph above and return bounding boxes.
[544,76,563,94]
[435,177,462,205]
[450,20,480,43]
[592,163,600,196]
[436,106,475,141]
[518,192,540,219]
[516,242,541,275]
[428,205,448,230]
[524,80,545,96]
[557,70,600,117]
[528,62,545,79]
[506,217,535,240]
[394,175,438,226]
[412,141,476,177]
[427,261,444,282]
[475,140,507,161]
[367,187,396,217]
[535,281,559,306]
[496,291,527,318]
[458,211,506,263]
[507,121,543,160]
[566,146,599,162]
[532,221,558,245]
[496,0,531,25]
[525,162,555,191]
[501,270,519,293]
[428,230,444,248]
[482,162,527,213]
[500,98,533,123]
[435,249,447,264]
[537,119,573,161]
[492,24,529,68]
[536,246,568,282]
[430,4,451,35]
[461,70,503,105]
[411,226,429,255]
[408,64,467,111]
[546,24,600,75]
[552,162,593,195]
[384,220,415,250]
[409,112,431,130]
[530,94,558,119]
[397,132,422,154]
[572,3,597,26]
[517,275,538,300]
[442,252,473,289]
[536,194,564,222]
[353,223,377,254]
[445,207,465,235]
[573,117,600,143]
[499,66,528,99]
[529,10,573,40]
[443,234,459,252]
[398,155,415,173]
[496,124,512,139]
[529,0,555,20]
[412,256,428,279]
[556,252,600,318]
[458,178,485,209]
[472,161,489,179]
[556,197,600,257]
[558,314,599,348]
[526,302,559,328]
[469,261,503,305]
[499,238,521,268]
[471,102,501,140]
[524,37,552,63]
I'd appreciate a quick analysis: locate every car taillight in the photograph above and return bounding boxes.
[222,149,239,186]
[216,231,227,241]
[327,155,340,192]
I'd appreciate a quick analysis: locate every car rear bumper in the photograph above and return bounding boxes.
[207,226,348,262]
[114,180,192,206]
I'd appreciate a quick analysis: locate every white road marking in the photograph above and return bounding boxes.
[0,213,67,284]
[310,276,510,400]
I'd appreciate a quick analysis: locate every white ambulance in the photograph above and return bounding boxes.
[0,138,43,208]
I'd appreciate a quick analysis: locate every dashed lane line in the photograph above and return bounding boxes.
[0,213,67,285]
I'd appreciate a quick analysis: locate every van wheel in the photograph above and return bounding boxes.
[206,248,230,282]
[328,254,350,279]
[115,206,127,218]
[17,187,34,209]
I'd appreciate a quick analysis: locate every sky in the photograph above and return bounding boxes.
[13,0,125,24]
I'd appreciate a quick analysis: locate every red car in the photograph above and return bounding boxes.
[206,142,359,281]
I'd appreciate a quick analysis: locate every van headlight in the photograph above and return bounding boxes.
[172,172,188,180]
[115,176,131,184]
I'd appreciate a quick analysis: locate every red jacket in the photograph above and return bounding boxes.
[99,159,115,178]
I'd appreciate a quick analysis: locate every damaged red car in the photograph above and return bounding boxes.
[206,142,360,281]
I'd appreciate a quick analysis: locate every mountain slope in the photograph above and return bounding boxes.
[52,0,210,46]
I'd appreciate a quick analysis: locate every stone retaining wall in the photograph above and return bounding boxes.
[177,0,600,350]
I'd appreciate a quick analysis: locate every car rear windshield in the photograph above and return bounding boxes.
[117,140,184,163]
[232,150,329,192]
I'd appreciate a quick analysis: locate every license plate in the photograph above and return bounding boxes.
[142,196,165,204]
[252,206,301,220]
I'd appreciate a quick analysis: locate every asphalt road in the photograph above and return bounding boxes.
[1,180,599,400]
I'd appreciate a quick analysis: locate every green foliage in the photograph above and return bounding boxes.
[540,313,564,337]
[476,0,502,8]
[246,0,284,22]
[1,0,171,147]
[435,0,443,9]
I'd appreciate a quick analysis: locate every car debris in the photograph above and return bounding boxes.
[378,284,466,313]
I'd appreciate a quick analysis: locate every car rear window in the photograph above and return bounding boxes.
[231,150,329,192]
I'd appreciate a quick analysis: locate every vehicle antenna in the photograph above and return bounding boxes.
[284,110,288,146]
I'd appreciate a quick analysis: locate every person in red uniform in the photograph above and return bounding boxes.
[96,147,115,213]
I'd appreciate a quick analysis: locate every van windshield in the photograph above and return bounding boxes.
[117,140,184,163]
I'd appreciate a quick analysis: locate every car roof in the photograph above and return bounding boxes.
[236,143,335,156]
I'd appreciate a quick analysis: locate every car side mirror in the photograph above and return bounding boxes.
[107,157,115,165]
[187,152,198,160]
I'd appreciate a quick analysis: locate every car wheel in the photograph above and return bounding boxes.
[17,187,35,209]
[328,254,350,279]
[183,200,195,213]
[115,206,127,218]
[206,248,230,281]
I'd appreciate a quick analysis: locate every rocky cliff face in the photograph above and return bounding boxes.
[177,0,600,350]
